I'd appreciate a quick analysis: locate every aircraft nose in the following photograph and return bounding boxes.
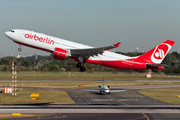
[4,30,15,39]
[4,31,9,37]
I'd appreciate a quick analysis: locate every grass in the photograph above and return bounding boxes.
[138,87,180,104]
[0,89,75,105]
[0,72,179,80]
[20,82,180,89]
[0,113,49,119]
[1,82,179,89]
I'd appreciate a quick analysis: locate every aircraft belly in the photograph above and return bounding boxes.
[100,60,146,70]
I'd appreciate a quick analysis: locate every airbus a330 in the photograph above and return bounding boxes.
[4,29,175,71]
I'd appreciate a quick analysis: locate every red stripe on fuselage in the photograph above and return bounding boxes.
[13,41,54,53]
[86,59,147,70]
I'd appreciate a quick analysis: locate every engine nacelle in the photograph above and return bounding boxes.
[53,48,70,60]
[98,85,101,88]
[107,85,110,88]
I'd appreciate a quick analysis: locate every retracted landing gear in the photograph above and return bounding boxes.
[18,44,22,51]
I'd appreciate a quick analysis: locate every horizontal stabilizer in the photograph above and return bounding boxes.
[146,64,168,68]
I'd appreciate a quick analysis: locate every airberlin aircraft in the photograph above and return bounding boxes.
[4,29,175,71]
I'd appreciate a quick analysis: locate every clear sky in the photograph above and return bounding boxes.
[0,0,179,57]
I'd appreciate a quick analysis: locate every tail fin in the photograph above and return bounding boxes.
[137,40,175,64]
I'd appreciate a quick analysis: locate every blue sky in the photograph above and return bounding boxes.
[0,0,179,57]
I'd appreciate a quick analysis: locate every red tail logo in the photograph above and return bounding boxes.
[151,43,170,63]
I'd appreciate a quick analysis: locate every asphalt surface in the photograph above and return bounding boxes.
[4,113,180,120]
[1,84,180,120]
[0,113,154,120]
[67,85,180,105]
[68,89,168,105]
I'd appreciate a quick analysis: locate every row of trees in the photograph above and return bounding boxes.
[0,51,180,74]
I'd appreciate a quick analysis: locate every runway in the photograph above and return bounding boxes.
[1,105,180,120]
[1,84,180,120]
[0,105,180,113]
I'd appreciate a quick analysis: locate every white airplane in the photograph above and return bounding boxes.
[83,80,126,94]
[4,29,175,71]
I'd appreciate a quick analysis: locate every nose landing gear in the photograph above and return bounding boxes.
[18,44,22,51]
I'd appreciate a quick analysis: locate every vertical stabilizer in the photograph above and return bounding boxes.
[136,40,175,64]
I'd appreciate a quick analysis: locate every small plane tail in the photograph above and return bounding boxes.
[136,40,175,64]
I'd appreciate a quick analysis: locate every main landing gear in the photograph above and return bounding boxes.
[76,62,86,72]
[76,56,86,72]
[18,44,22,51]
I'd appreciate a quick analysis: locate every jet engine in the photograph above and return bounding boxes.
[107,85,110,88]
[98,85,101,88]
[53,48,70,60]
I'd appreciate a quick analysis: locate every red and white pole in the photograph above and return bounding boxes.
[12,61,14,95]
[15,69,17,95]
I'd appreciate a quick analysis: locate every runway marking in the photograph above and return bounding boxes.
[125,112,149,120]
[91,99,139,102]
[141,112,149,120]
[125,116,145,120]
[91,99,114,101]
[118,99,139,101]
[105,95,129,106]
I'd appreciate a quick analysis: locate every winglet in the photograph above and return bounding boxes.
[112,42,121,47]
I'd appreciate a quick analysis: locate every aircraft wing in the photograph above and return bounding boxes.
[70,42,121,58]
[82,89,100,92]
[110,90,126,92]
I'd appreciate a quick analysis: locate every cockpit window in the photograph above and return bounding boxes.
[9,30,14,33]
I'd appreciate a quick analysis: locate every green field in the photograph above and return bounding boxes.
[0,72,179,80]
[0,114,49,119]
[1,81,179,90]
[0,89,74,105]
[139,87,180,104]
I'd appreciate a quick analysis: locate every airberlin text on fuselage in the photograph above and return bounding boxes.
[24,33,54,45]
